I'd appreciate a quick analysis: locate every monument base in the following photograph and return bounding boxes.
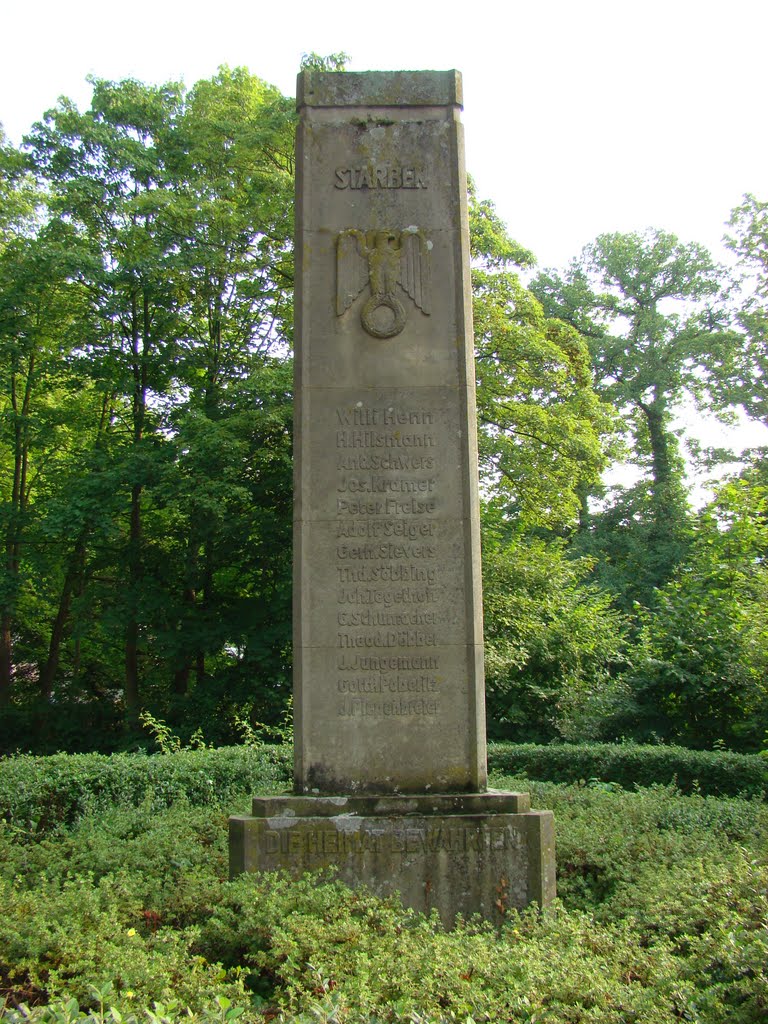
[229,792,555,926]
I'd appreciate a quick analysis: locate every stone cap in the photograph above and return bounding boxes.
[296,70,463,110]
[251,790,530,818]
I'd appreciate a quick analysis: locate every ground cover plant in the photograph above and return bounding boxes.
[1,745,766,1023]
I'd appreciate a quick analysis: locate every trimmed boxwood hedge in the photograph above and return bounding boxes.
[1,741,765,833]
[487,741,768,797]
[0,745,292,831]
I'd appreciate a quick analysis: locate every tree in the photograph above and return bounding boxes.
[0,131,39,249]
[532,230,737,606]
[2,69,626,751]
[482,506,629,742]
[27,77,192,719]
[13,70,295,738]
[0,151,99,707]
[725,193,768,425]
[143,66,294,701]
[618,473,768,750]
[466,191,626,740]
[470,188,614,532]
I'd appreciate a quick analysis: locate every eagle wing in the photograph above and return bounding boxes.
[336,230,369,315]
[399,228,432,315]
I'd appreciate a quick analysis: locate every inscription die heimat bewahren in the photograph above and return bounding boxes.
[262,824,521,857]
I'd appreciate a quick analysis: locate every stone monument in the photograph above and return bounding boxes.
[229,69,556,925]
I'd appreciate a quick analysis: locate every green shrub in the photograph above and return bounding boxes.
[197,869,768,1023]
[0,873,250,1014]
[0,746,290,831]
[198,873,662,1022]
[0,801,229,929]
[1,993,252,1024]
[488,740,768,796]
[1,747,767,1022]
[4,741,763,838]
[492,777,768,911]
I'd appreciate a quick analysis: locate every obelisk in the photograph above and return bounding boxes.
[293,69,485,794]
[230,71,555,924]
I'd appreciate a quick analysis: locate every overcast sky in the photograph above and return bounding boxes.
[3,0,767,470]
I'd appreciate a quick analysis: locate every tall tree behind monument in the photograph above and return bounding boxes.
[293,70,485,794]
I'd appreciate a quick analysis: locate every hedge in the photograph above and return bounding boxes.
[487,741,768,797]
[0,745,291,831]
[2,741,765,832]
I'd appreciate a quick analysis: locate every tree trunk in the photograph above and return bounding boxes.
[40,393,112,703]
[125,612,140,717]
[196,543,215,687]
[642,400,674,492]
[0,617,12,707]
[0,351,35,706]
[39,539,86,702]
[124,290,147,722]
[172,584,197,696]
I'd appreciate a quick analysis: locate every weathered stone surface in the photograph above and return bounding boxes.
[296,70,463,110]
[247,790,532,818]
[228,69,556,924]
[230,793,555,927]
[293,69,484,795]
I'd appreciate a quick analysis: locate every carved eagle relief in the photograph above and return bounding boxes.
[336,228,432,338]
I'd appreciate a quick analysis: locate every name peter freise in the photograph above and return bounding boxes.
[337,497,436,515]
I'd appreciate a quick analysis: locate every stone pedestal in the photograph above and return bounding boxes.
[230,792,555,926]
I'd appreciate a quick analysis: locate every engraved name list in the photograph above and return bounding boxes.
[333,402,445,719]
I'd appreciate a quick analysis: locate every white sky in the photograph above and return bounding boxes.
[3,0,765,270]
[2,0,767,475]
